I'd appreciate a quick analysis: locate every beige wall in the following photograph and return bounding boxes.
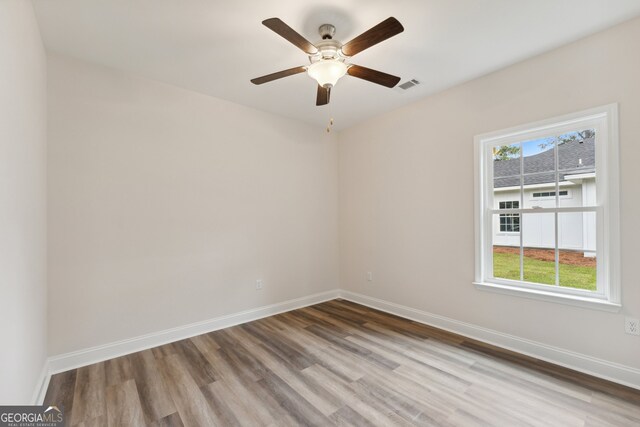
[0,1,48,404]
[339,17,640,368]
[47,54,339,355]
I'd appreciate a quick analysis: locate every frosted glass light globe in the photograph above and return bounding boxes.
[307,60,348,87]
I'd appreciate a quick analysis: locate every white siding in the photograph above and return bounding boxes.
[492,182,595,251]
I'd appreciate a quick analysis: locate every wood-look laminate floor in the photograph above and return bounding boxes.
[44,299,640,426]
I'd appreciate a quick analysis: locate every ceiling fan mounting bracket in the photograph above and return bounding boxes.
[318,24,336,40]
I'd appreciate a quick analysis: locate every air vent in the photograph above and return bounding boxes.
[398,79,421,90]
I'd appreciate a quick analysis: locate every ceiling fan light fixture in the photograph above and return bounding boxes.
[307,60,348,88]
[252,17,404,105]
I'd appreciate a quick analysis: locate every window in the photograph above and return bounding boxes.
[532,191,568,198]
[474,105,620,311]
[499,201,520,232]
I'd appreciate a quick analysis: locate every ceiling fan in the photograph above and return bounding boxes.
[251,17,404,106]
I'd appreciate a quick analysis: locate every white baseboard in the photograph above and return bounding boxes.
[44,289,341,382]
[32,361,51,405]
[340,290,640,390]
[36,287,640,404]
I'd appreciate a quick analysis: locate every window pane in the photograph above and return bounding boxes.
[558,129,595,171]
[493,214,520,281]
[523,138,555,175]
[522,213,556,286]
[493,143,521,178]
[494,178,520,200]
[522,172,556,190]
[559,212,597,291]
[513,215,520,232]
[559,129,596,207]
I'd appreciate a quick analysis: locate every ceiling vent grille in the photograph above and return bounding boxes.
[398,79,421,90]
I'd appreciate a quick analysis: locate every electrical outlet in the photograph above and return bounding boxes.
[366,272,373,282]
[625,317,640,336]
[256,279,263,290]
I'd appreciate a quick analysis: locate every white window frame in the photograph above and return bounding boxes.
[473,104,620,312]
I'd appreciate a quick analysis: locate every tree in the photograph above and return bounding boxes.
[493,145,520,160]
[537,129,594,150]
[577,129,595,139]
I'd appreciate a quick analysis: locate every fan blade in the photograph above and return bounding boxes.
[316,85,330,106]
[347,64,401,88]
[250,66,307,85]
[262,18,318,55]
[340,17,404,57]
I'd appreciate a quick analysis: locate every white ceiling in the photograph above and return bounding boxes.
[32,0,640,130]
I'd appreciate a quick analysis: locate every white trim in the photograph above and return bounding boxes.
[32,361,51,405]
[340,291,640,390]
[473,282,620,312]
[45,289,341,377]
[490,206,597,214]
[475,106,611,145]
[474,104,620,307]
[494,181,575,192]
[604,104,621,305]
[565,172,596,181]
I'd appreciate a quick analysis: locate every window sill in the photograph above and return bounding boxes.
[473,281,621,312]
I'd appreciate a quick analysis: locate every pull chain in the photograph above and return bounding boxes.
[325,103,334,133]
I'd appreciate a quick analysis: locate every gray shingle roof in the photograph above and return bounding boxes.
[493,137,595,188]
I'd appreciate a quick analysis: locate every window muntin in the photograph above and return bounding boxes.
[474,105,619,309]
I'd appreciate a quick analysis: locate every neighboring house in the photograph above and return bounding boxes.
[493,137,596,256]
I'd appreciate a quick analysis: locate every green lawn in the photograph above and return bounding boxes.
[493,252,596,291]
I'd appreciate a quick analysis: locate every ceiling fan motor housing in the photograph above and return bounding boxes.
[313,40,342,60]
